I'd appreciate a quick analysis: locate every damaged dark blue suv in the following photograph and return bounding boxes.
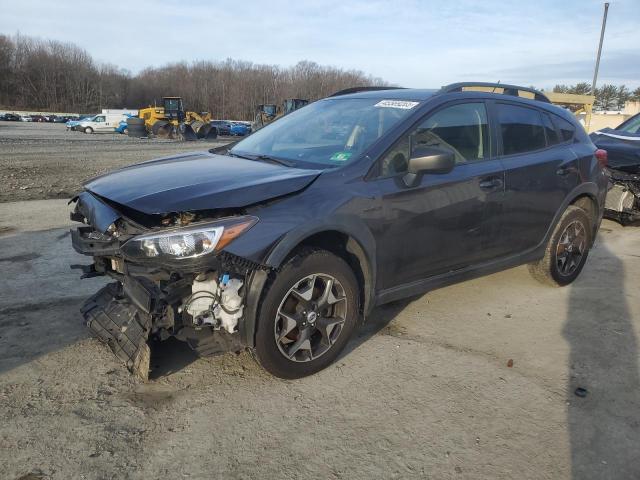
[71,83,608,379]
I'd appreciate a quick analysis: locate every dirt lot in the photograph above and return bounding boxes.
[0,122,231,203]
[0,197,639,479]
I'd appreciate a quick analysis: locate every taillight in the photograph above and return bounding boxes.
[595,149,608,168]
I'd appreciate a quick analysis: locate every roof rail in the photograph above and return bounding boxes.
[439,82,550,103]
[329,86,405,97]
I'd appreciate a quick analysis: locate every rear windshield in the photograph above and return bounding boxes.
[231,98,420,168]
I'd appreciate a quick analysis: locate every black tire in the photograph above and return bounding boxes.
[254,249,359,379]
[84,127,93,134]
[528,205,593,287]
[126,117,144,126]
[127,125,146,138]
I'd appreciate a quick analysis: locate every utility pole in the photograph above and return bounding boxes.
[591,2,609,94]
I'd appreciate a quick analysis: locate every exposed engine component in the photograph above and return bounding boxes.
[604,168,640,225]
[183,273,244,333]
[605,183,636,212]
[215,278,244,333]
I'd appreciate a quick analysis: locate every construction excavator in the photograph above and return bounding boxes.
[252,98,309,131]
[128,97,217,140]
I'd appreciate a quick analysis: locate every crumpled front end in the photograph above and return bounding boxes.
[70,191,267,379]
[604,168,640,225]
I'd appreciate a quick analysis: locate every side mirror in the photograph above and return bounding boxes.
[403,147,455,186]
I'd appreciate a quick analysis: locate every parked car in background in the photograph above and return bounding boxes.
[2,113,21,121]
[31,114,47,122]
[20,115,33,122]
[211,120,232,136]
[230,122,250,136]
[54,115,70,123]
[67,115,95,130]
[70,82,607,380]
[590,112,640,224]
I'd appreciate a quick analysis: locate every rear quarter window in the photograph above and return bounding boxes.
[551,114,576,142]
[497,103,547,155]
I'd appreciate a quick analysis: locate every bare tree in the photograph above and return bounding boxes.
[0,34,389,118]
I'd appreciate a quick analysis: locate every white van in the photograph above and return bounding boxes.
[79,113,128,134]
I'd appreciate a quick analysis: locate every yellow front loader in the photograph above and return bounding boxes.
[252,98,309,131]
[134,97,216,140]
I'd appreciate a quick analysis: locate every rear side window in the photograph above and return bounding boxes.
[497,104,546,155]
[551,115,576,142]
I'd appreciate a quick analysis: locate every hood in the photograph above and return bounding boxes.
[84,151,322,215]
[591,128,640,171]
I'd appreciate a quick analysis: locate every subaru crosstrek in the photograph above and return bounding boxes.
[70,82,608,379]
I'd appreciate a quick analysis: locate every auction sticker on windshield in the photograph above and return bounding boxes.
[374,100,420,109]
[330,151,352,162]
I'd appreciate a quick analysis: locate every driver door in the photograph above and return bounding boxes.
[93,115,107,132]
[373,101,505,290]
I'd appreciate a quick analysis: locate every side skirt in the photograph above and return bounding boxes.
[375,246,544,306]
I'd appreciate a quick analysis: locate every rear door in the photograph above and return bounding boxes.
[494,102,580,253]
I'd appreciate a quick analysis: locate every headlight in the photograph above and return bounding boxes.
[121,216,257,261]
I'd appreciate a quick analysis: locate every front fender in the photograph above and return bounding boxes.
[238,214,378,347]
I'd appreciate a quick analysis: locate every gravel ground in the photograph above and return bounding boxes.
[0,198,639,480]
[0,122,232,203]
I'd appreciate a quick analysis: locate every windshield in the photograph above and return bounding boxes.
[164,98,181,111]
[620,114,640,134]
[231,98,420,168]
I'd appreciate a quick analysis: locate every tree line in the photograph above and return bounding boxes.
[0,34,387,119]
[553,82,640,111]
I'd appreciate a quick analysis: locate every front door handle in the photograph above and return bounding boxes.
[556,167,571,176]
[479,178,503,190]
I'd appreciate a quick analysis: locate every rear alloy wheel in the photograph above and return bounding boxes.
[528,205,592,286]
[254,250,359,378]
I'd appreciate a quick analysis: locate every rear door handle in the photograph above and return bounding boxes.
[556,167,571,176]
[479,178,503,190]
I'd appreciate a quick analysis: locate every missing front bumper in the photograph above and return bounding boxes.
[81,283,152,380]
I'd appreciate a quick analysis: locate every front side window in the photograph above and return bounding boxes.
[232,97,422,168]
[498,104,546,155]
[380,102,489,176]
[94,116,105,123]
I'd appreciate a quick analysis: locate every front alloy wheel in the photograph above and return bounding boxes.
[254,249,359,379]
[274,273,347,362]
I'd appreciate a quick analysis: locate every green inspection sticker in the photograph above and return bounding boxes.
[330,151,352,162]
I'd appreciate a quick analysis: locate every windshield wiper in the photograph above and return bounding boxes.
[252,155,295,167]
[226,151,295,167]
[226,151,251,160]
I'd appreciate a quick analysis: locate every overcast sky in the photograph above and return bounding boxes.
[1,0,638,89]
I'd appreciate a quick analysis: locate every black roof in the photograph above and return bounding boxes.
[328,88,437,101]
[329,82,550,103]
